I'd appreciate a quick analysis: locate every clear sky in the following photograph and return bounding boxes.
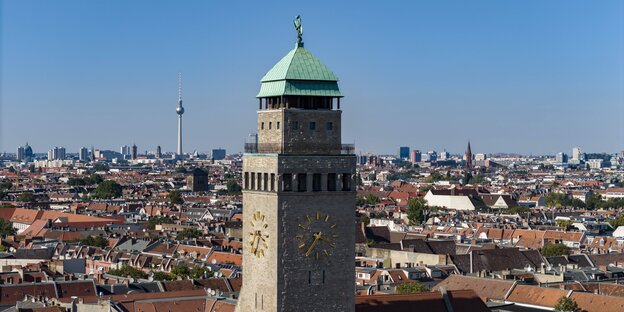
[1,0,623,156]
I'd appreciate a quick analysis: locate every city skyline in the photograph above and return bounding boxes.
[1,1,623,154]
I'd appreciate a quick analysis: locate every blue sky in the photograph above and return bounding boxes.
[1,0,622,155]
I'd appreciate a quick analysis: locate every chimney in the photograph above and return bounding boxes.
[70,296,78,312]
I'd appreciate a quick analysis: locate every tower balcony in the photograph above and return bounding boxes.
[244,143,354,155]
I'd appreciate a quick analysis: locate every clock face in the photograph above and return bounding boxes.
[248,211,269,258]
[296,211,338,260]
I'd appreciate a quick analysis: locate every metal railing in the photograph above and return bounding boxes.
[244,143,355,155]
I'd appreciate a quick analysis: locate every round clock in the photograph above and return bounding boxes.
[296,211,338,260]
[248,211,269,257]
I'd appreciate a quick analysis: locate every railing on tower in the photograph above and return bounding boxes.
[244,143,355,155]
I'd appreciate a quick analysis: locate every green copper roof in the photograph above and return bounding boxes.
[257,45,341,98]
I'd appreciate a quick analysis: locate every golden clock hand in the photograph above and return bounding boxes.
[305,236,320,257]
[252,233,260,254]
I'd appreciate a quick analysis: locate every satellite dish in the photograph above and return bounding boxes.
[207,288,212,294]
[211,290,216,296]
[211,259,217,265]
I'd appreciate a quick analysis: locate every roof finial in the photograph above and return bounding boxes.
[294,15,303,47]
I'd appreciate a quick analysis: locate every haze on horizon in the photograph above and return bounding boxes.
[1,0,622,156]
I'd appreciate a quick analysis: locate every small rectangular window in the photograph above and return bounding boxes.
[261,122,265,130]
[277,122,280,129]
[326,122,333,130]
[322,270,326,284]
[342,173,352,191]
[283,173,292,192]
[244,172,249,190]
[292,121,299,130]
[313,173,321,192]
[327,173,337,191]
[308,271,312,284]
[309,122,316,130]
[298,173,307,192]
[270,173,275,191]
[251,173,256,190]
[263,173,268,191]
[269,122,272,130]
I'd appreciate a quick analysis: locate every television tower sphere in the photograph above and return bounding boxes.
[176,105,184,115]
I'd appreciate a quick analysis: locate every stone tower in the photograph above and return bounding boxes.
[236,17,356,312]
[465,141,472,170]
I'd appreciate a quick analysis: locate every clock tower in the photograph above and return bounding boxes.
[236,16,356,312]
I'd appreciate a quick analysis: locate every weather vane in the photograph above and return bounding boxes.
[294,15,303,46]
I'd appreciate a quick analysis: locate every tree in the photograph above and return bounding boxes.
[177,228,201,240]
[152,271,176,281]
[17,192,35,202]
[0,219,16,238]
[396,281,430,294]
[541,243,570,257]
[171,262,191,278]
[146,216,173,230]
[407,198,428,225]
[80,236,108,248]
[86,174,104,185]
[168,191,184,205]
[359,215,371,225]
[108,265,148,279]
[585,193,601,210]
[507,206,530,214]
[545,193,568,207]
[0,182,12,190]
[67,178,86,186]
[226,179,242,195]
[94,180,122,199]
[93,163,109,172]
[364,194,380,205]
[556,220,574,230]
[356,196,366,207]
[609,215,624,228]
[554,296,580,312]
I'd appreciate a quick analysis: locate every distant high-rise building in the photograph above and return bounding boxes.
[176,73,185,158]
[475,153,487,161]
[572,146,585,161]
[410,150,421,164]
[465,141,473,170]
[556,152,568,163]
[48,147,66,160]
[587,159,603,169]
[439,150,449,161]
[211,148,226,160]
[79,147,89,162]
[399,146,410,160]
[156,146,162,158]
[427,150,437,162]
[121,145,130,156]
[90,146,95,162]
[131,144,138,160]
[17,142,33,161]
[17,146,25,161]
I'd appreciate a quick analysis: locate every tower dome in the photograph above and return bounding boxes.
[257,20,341,99]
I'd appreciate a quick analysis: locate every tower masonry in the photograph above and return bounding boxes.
[236,16,356,312]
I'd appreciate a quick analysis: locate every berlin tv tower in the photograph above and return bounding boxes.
[176,73,185,158]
